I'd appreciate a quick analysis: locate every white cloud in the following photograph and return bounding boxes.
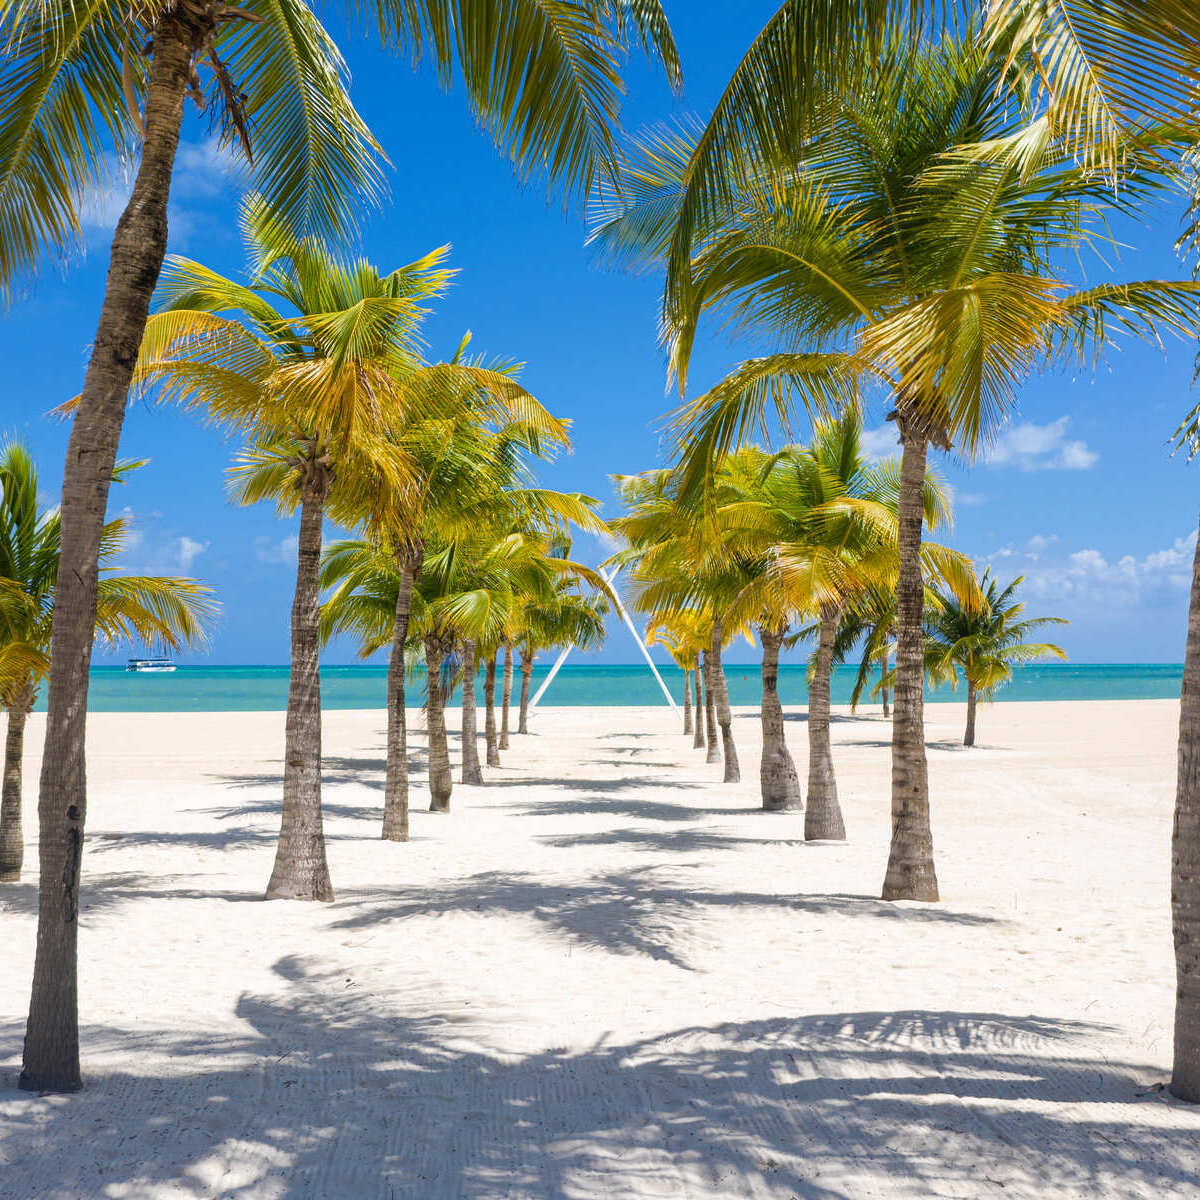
[984,417,1098,472]
[255,534,299,565]
[956,491,988,507]
[176,536,208,572]
[984,530,1197,614]
[860,424,901,461]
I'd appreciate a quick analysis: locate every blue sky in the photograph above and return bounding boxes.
[1,2,1196,666]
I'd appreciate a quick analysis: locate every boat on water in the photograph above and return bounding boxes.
[126,657,177,673]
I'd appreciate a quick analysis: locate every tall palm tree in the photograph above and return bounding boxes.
[8,0,677,1095]
[592,23,1200,904]
[924,570,1067,746]
[0,446,214,883]
[646,609,709,740]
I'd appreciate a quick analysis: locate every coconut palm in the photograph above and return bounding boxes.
[0,446,214,884]
[8,0,677,1094]
[645,609,709,740]
[592,23,1200,904]
[923,570,1067,746]
[721,417,963,833]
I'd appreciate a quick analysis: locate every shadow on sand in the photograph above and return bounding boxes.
[3,955,1193,1199]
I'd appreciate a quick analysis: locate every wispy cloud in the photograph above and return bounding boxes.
[255,534,299,565]
[860,424,901,461]
[984,417,1098,472]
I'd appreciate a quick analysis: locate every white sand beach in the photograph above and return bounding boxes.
[3,698,1199,1198]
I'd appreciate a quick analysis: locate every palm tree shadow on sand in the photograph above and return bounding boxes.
[4,955,1196,1199]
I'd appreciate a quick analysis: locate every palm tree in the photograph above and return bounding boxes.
[721,418,962,832]
[592,22,1200,903]
[0,446,214,884]
[7,0,678,1095]
[645,609,709,740]
[923,570,1067,746]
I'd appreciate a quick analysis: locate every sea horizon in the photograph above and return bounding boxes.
[61,662,1185,712]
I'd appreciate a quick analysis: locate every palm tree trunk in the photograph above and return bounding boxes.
[693,669,705,750]
[500,638,514,749]
[20,14,204,1096]
[266,477,334,903]
[517,649,534,734]
[461,639,483,785]
[881,647,891,718]
[702,649,720,763]
[964,681,977,748]
[1172,512,1200,1102]
[382,551,419,841]
[682,668,693,735]
[806,604,846,840]
[484,653,500,766]
[425,637,452,812]
[0,683,35,883]
[759,629,801,813]
[882,432,938,902]
[711,619,740,783]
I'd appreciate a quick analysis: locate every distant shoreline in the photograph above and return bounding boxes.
[35,663,1188,712]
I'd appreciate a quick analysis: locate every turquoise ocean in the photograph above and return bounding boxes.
[53,662,1185,712]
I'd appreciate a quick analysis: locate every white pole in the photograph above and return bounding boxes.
[528,564,679,711]
[530,642,572,710]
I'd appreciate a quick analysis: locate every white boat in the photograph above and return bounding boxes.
[126,657,177,673]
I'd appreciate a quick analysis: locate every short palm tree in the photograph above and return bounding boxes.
[0,445,214,884]
[924,570,1066,747]
[7,0,677,1094]
[593,22,1200,904]
[645,609,709,741]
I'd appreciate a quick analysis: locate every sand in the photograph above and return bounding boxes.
[2,697,1199,1198]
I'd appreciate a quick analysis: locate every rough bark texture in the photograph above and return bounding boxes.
[881,649,891,718]
[702,649,720,763]
[484,654,500,767]
[266,477,334,903]
[693,669,705,750]
[682,668,693,735]
[21,15,203,1093]
[517,649,533,735]
[0,684,35,883]
[425,637,452,812]
[711,620,741,783]
[806,605,846,840]
[460,640,483,785]
[1172,511,1200,1102]
[882,432,939,902]
[964,682,978,748]
[759,630,802,813]
[499,639,514,750]
[382,553,419,841]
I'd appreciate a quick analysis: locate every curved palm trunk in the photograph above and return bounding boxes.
[881,648,891,718]
[1172,513,1200,1102]
[517,649,534,734]
[711,620,741,783]
[0,683,35,883]
[20,15,203,1095]
[759,629,801,813]
[484,654,500,767]
[693,669,705,750]
[702,649,720,763]
[382,551,420,841]
[882,433,938,902]
[425,637,453,812]
[806,605,846,840]
[682,668,693,736]
[461,640,483,785]
[499,638,514,749]
[964,682,978,748]
[266,479,334,902]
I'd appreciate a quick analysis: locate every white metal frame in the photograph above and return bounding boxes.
[529,564,678,711]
